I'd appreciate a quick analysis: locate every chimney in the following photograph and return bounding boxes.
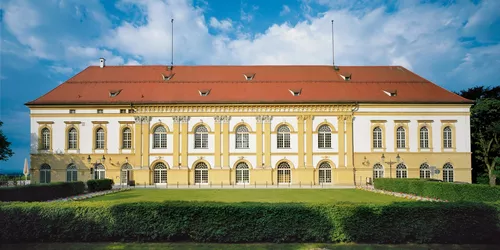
[99,58,106,68]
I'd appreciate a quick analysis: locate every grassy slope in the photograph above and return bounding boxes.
[85,189,406,203]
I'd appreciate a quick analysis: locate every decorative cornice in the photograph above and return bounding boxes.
[91,121,109,124]
[135,104,355,114]
[118,121,135,124]
[370,120,387,123]
[441,120,457,123]
[64,121,82,124]
[134,116,152,124]
[37,121,54,124]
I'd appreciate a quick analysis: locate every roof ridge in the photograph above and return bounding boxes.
[65,80,430,84]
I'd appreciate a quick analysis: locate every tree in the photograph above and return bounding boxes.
[0,121,14,161]
[470,99,500,186]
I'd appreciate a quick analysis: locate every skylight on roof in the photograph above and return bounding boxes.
[383,90,398,97]
[243,73,255,81]
[109,89,122,97]
[161,73,175,81]
[289,88,302,96]
[199,89,211,96]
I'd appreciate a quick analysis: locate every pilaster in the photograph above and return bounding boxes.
[297,115,305,168]
[180,116,190,168]
[221,116,231,168]
[346,115,353,168]
[338,115,345,167]
[172,116,180,168]
[305,115,313,168]
[214,116,222,168]
[263,115,272,167]
[256,116,263,168]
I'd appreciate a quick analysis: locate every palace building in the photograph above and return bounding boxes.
[26,59,473,186]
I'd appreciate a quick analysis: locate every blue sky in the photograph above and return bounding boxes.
[1,0,499,173]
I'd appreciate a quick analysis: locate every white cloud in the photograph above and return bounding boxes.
[280,5,291,16]
[209,17,233,31]
[125,59,142,65]
[49,66,74,74]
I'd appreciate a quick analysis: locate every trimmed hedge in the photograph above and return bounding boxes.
[0,182,85,202]
[374,178,500,202]
[87,179,114,192]
[0,201,498,244]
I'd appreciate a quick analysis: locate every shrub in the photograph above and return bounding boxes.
[374,178,500,202]
[86,179,114,192]
[0,201,498,244]
[0,182,85,202]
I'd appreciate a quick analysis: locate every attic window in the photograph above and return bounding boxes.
[383,90,398,97]
[243,73,255,81]
[339,73,352,81]
[199,89,211,96]
[161,73,175,81]
[109,89,122,97]
[288,88,302,96]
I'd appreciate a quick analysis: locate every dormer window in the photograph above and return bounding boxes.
[243,73,255,81]
[289,88,302,96]
[161,73,174,81]
[383,90,398,97]
[109,89,122,97]
[340,73,351,81]
[199,89,211,96]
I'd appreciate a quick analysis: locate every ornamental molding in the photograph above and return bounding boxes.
[134,116,152,124]
[214,115,231,123]
[135,104,355,114]
[172,116,190,123]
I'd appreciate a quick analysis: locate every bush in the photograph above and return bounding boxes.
[86,179,114,192]
[374,178,500,202]
[0,182,85,202]
[0,201,498,244]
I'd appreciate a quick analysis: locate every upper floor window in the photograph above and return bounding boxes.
[420,127,429,148]
[443,126,452,148]
[123,127,132,149]
[97,109,103,114]
[396,126,405,148]
[69,109,76,114]
[41,128,50,150]
[95,128,105,149]
[373,127,382,148]
[120,109,126,114]
[68,128,78,149]
[235,125,249,149]
[277,125,291,149]
[153,126,167,149]
[194,125,208,149]
[318,125,332,148]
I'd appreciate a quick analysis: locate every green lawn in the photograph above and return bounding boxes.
[85,189,406,203]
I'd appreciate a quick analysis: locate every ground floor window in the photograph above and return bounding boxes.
[40,164,51,184]
[121,164,133,184]
[66,164,78,182]
[154,162,167,184]
[443,163,454,182]
[235,162,249,184]
[277,162,291,184]
[373,164,384,179]
[194,162,208,184]
[94,164,106,179]
[396,163,407,178]
[420,163,431,179]
[318,162,332,184]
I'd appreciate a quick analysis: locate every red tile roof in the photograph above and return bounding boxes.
[26,65,473,105]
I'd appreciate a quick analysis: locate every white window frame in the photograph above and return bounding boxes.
[194,126,209,149]
[373,127,382,148]
[396,126,405,148]
[122,128,132,149]
[318,125,332,149]
[443,126,452,148]
[41,128,50,150]
[396,163,407,178]
[154,163,168,184]
[420,163,431,179]
[194,162,209,184]
[95,128,105,149]
[277,125,291,149]
[94,164,106,179]
[235,125,249,149]
[318,162,332,183]
[235,162,250,184]
[420,127,429,148]
[277,162,291,184]
[373,163,384,179]
[443,163,454,182]
[68,128,78,149]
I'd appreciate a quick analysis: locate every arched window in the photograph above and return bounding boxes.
[194,162,209,184]
[40,164,51,184]
[66,164,78,182]
[373,164,384,179]
[396,127,405,148]
[154,162,167,184]
[153,126,167,149]
[235,162,249,184]
[277,162,291,183]
[396,163,407,178]
[373,127,382,148]
[443,163,454,182]
[94,164,106,180]
[318,162,332,184]
[95,128,105,149]
[194,126,208,149]
[121,164,133,184]
[420,127,429,148]
[68,128,78,149]
[277,125,291,149]
[420,163,431,179]
[235,125,249,149]
[41,128,50,150]
[443,126,452,148]
[318,125,332,149]
[122,128,132,149]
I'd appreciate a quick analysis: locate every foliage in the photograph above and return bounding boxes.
[0,201,498,244]
[0,121,14,162]
[374,178,500,202]
[0,181,85,202]
[471,98,500,186]
[86,179,114,192]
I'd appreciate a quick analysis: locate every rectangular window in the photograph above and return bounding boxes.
[69,109,76,114]
[128,109,135,113]
[120,109,126,113]
[97,109,103,114]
